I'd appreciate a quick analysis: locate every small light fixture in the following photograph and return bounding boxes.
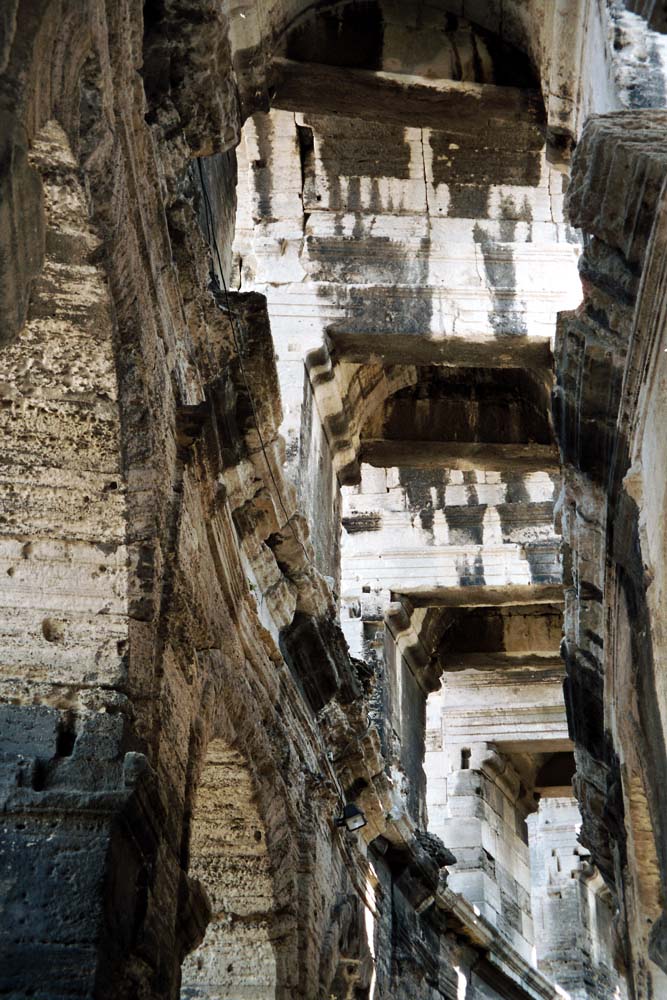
[335,802,367,832]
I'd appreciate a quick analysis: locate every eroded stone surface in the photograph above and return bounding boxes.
[556,110,667,998]
[1,4,666,1000]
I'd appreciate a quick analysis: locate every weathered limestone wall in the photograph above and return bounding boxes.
[423,600,571,964]
[555,110,667,998]
[181,742,278,997]
[341,468,561,602]
[0,115,135,997]
[0,5,383,998]
[3,3,667,1000]
[427,745,537,962]
[0,5,576,1000]
[527,797,623,999]
[232,42,584,978]
[226,0,667,169]
[229,8,660,999]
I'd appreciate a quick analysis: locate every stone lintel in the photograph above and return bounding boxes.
[443,652,564,672]
[401,584,564,608]
[270,58,545,136]
[330,332,554,370]
[360,440,560,473]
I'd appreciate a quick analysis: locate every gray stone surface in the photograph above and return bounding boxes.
[1,4,667,1000]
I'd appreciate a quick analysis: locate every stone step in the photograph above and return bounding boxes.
[345,467,557,507]
[340,541,561,594]
[341,504,556,549]
[250,282,580,348]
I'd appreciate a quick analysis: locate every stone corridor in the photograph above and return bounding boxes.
[2,2,667,999]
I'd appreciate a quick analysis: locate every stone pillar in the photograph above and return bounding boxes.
[555,110,667,992]
[527,797,624,999]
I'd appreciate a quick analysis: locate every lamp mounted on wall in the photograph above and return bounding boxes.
[335,802,367,832]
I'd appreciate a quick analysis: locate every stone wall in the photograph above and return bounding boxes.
[2,3,667,999]
[527,797,623,999]
[0,4,378,997]
[555,110,667,998]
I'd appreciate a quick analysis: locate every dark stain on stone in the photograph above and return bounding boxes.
[579,580,604,603]
[456,552,486,587]
[313,115,412,214]
[296,123,316,207]
[446,505,485,545]
[320,239,433,338]
[286,0,384,71]
[308,231,427,286]
[369,178,382,214]
[252,113,274,220]
[375,367,551,444]
[499,872,521,931]
[473,222,528,336]
[499,194,533,242]
[502,473,531,504]
[440,605,561,657]
[585,628,604,650]
[342,512,382,533]
[347,177,361,213]
[578,240,640,306]
[554,321,626,486]
[446,184,490,218]
[524,540,560,584]
[563,652,601,749]
[192,149,238,284]
[419,508,434,532]
[304,113,412,221]
[398,468,448,512]
[430,129,542,219]
[497,500,553,541]
[463,471,480,506]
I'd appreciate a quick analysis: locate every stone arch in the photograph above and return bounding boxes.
[277,0,538,86]
[306,356,426,485]
[3,7,384,1000]
[176,651,322,1000]
[311,351,558,486]
[181,738,280,999]
[0,9,305,998]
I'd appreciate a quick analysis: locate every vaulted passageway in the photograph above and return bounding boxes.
[230,2,600,995]
[189,1,667,995]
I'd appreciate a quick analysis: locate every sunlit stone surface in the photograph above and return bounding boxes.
[1,3,667,999]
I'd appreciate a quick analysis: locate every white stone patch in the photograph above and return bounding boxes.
[611,3,667,108]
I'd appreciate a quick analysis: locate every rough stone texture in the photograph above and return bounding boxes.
[0,5,383,998]
[555,110,667,999]
[232,5,630,1000]
[2,3,667,1000]
[527,797,624,999]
